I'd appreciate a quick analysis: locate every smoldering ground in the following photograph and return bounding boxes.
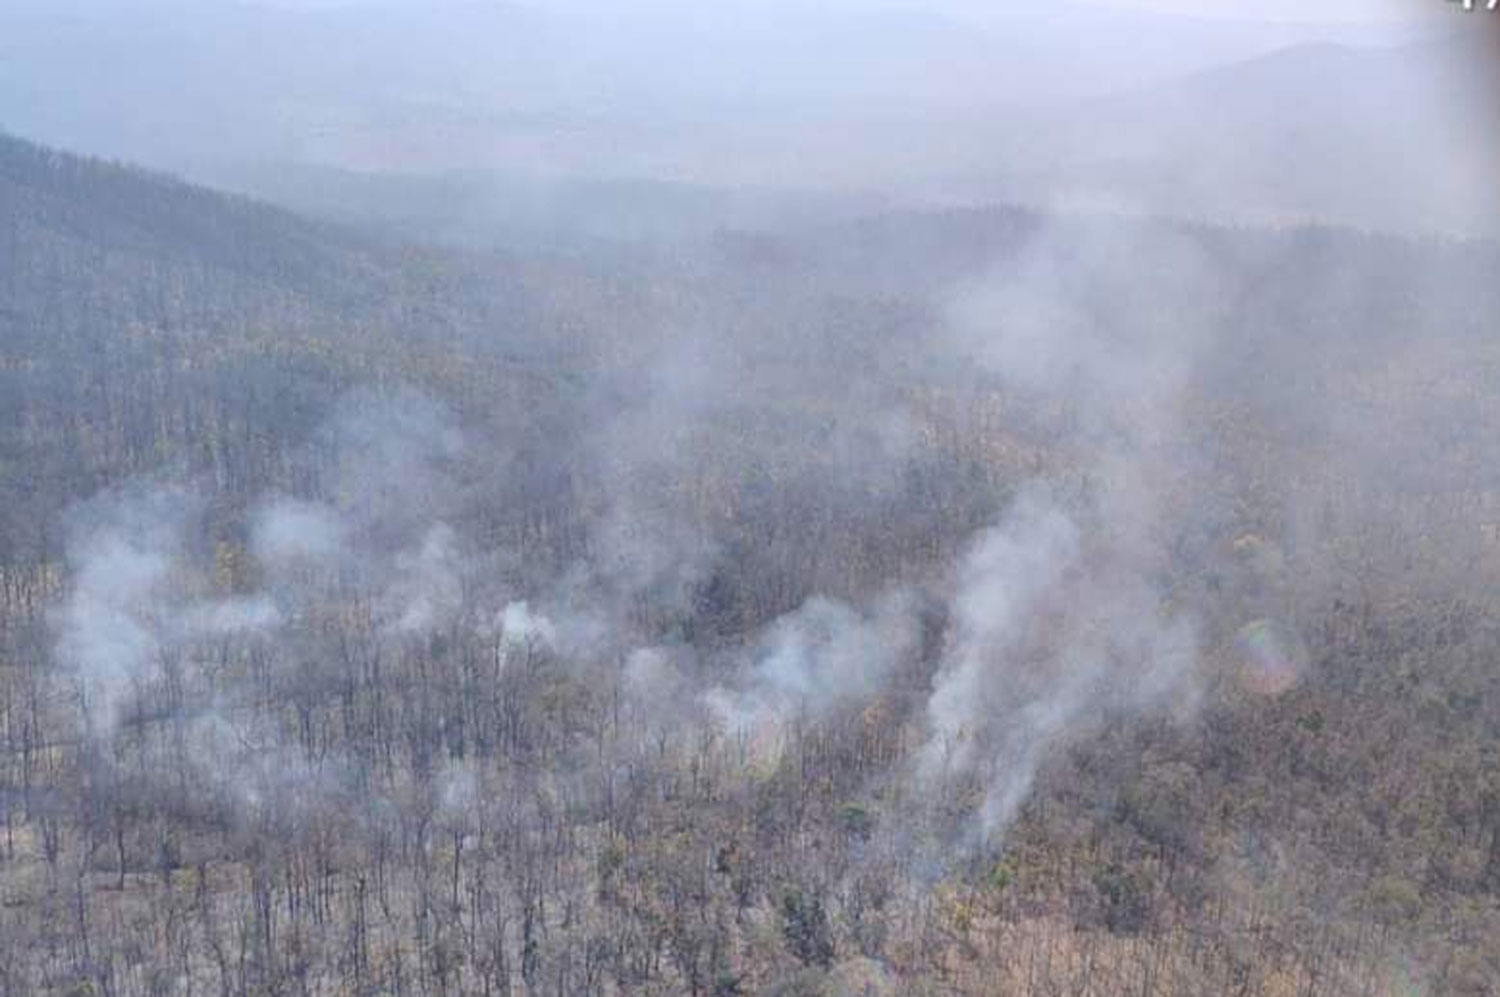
[43,212,1316,861]
[6,5,1498,993]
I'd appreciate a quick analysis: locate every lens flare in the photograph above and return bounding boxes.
[1234,618,1302,697]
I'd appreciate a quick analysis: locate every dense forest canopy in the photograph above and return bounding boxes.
[2,5,1500,996]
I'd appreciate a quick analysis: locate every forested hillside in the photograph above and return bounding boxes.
[3,131,1500,997]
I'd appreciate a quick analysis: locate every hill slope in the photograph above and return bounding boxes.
[2,133,1500,996]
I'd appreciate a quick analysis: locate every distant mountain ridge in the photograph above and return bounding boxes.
[0,0,1438,184]
[963,32,1500,237]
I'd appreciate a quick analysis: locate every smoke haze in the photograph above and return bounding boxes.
[2,1,1499,994]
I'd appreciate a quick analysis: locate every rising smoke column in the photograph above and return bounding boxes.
[52,485,282,735]
[915,220,1213,843]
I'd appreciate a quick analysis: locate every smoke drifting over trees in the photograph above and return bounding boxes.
[2,4,1500,996]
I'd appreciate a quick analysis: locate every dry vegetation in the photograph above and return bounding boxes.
[2,133,1500,996]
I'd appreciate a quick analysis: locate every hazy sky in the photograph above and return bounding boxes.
[250,0,1439,22]
[1083,0,1436,22]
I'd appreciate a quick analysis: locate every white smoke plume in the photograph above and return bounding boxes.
[52,487,284,733]
[496,600,557,650]
[707,591,919,738]
[386,522,465,634]
[52,488,184,730]
[916,222,1212,843]
[920,495,1199,839]
[250,498,346,567]
[917,491,1082,784]
[52,393,479,737]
